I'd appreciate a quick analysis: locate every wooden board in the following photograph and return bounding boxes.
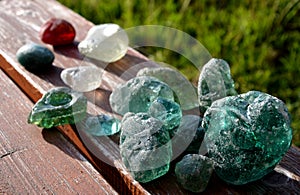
[0,69,118,194]
[0,0,299,194]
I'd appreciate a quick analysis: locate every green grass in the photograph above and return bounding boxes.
[58,0,300,146]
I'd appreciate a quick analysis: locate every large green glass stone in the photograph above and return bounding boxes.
[28,87,87,128]
[120,112,172,183]
[175,154,214,193]
[137,67,199,110]
[148,97,182,137]
[202,91,293,185]
[109,76,174,115]
[198,58,237,113]
[78,114,120,136]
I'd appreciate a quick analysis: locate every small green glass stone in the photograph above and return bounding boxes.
[109,76,174,115]
[175,154,214,193]
[79,114,120,136]
[202,91,293,185]
[148,97,182,137]
[120,112,172,183]
[137,67,199,110]
[28,87,87,128]
[198,58,237,113]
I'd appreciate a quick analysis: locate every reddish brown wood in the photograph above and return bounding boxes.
[0,0,299,194]
[0,69,118,194]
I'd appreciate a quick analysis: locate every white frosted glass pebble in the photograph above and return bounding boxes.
[60,66,103,92]
[78,24,129,63]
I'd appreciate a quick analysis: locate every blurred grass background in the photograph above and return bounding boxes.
[58,0,300,146]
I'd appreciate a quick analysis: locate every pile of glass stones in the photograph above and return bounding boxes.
[109,58,293,192]
[25,19,293,193]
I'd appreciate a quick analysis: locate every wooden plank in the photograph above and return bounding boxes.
[0,0,299,194]
[0,69,118,194]
[0,0,151,194]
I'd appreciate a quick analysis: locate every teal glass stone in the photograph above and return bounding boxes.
[16,43,54,71]
[197,58,237,113]
[28,87,87,128]
[202,91,293,185]
[120,112,172,183]
[79,114,120,136]
[172,115,205,159]
[148,97,182,137]
[109,76,174,115]
[137,67,199,110]
[175,154,214,193]
[184,116,205,153]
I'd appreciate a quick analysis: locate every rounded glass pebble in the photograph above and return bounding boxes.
[78,24,128,63]
[175,154,214,193]
[60,65,103,92]
[16,43,54,71]
[40,18,76,46]
[202,91,293,185]
[79,114,120,136]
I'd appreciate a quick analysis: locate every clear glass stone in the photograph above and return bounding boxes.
[60,65,103,92]
[78,24,129,63]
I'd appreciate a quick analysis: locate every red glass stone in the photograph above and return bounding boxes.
[40,18,76,46]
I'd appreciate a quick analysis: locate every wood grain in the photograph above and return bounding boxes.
[0,69,118,194]
[0,0,299,194]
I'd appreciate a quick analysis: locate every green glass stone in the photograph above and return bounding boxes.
[198,58,237,113]
[175,154,214,193]
[109,76,174,115]
[120,112,172,183]
[78,114,120,136]
[172,115,204,159]
[183,116,205,154]
[16,43,54,71]
[202,91,293,185]
[137,67,199,110]
[148,97,182,137]
[28,87,87,128]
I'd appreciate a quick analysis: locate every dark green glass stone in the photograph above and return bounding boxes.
[120,112,172,183]
[175,154,214,193]
[137,67,199,110]
[184,116,205,153]
[16,43,54,71]
[198,58,237,113]
[202,91,293,185]
[109,76,174,115]
[28,87,87,128]
[172,115,204,159]
[79,114,120,136]
[148,97,182,137]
